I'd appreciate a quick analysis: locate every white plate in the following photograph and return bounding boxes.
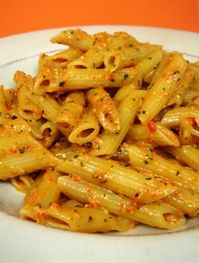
[0,26,199,263]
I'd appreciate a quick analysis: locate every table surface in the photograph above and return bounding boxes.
[0,0,199,38]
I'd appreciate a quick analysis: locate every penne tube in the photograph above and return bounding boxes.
[24,169,61,208]
[189,73,199,91]
[102,50,162,102]
[34,50,163,94]
[0,114,44,140]
[56,92,85,130]
[126,123,180,147]
[179,107,199,142]
[165,107,199,144]
[107,31,138,50]
[87,87,120,133]
[113,79,140,104]
[131,201,185,230]
[168,68,195,107]
[14,71,42,121]
[56,152,177,203]
[39,48,83,69]
[29,93,69,137]
[92,32,111,48]
[161,106,199,128]
[39,121,58,137]
[90,90,146,156]
[178,120,199,145]
[104,44,161,72]
[109,49,163,91]
[4,88,17,110]
[0,85,8,114]
[33,63,62,95]
[58,176,185,230]
[183,89,199,105]
[167,145,199,171]
[20,203,132,233]
[0,115,28,137]
[19,204,41,222]
[0,132,41,153]
[50,29,94,51]
[29,94,59,123]
[143,61,161,84]
[46,205,132,233]
[39,121,60,148]
[136,49,164,78]
[119,156,199,216]
[138,52,187,124]
[34,67,138,93]
[0,151,57,180]
[125,143,199,192]
[147,53,171,85]
[10,174,35,193]
[189,62,199,77]
[0,132,58,180]
[67,47,106,69]
[165,188,199,217]
[68,111,100,145]
[58,175,137,215]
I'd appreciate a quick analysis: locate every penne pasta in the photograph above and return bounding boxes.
[165,188,199,217]
[58,175,185,229]
[29,93,70,137]
[0,151,57,180]
[20,203,132,233]
[87,87,120,133]
[138,52,187,124]
[104,44,161,72]
[50,29,94,51]
[167,145,199,171]
[39,121,60,148]
[24,169,61,208]
[56,152,177,203]
[161,106,199,128]
[107,31,138,50]
[113,79,140,104]
[14,71,42,121]
[68,111,100,145]
[56,91,85,130]
[34,67,138,93]
[0,85,8,114]
[67,47,106,69]
[10,174,35,193]
[33,50,163,94]
[126,123,180,147]
[39,48,83,69]
[167,68,195,107]
[0,132,58,180]
[125,143,199,192]
[4,87,17,110]
[1,28,199,234]
[183,89,199,105]
[90,90,146,156]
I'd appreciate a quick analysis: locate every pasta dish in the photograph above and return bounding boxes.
[0,29,199,233]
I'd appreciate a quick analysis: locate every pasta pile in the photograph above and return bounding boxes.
[0,29,199,233]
